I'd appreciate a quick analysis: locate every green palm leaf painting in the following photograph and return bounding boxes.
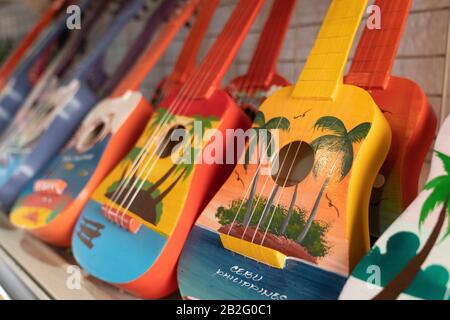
[374,151,450,300]
[241,111,290,225]
[297,116,371,243]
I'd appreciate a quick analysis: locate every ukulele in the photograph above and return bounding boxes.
[9,0,209,247]
[0,0,149,212]
[0,0,67,90]
[345,0,437,239]
[178,0,391,300]
[72,0,263,299]
[0,0,85,134]
[340,115,450,300]
[226,0,295,118]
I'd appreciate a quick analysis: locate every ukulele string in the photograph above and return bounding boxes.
[241,4,308,242]
[260,1,371,246]
[224,0,295,236]
[118,3,255,215]
[258,1,374,244]
[246,1,365,246]
[248,97,327,244]
[105,1,254,216]
[241,1,303,239]
[240,24,323,243]
[102,0,212,213]
[261,146,341,246]
[237,94,316,240]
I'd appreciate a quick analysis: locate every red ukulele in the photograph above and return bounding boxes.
[345,0,437,238]
[72,0,264,299]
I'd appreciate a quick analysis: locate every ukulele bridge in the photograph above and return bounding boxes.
[219,233,287,269]
[101,205,142,234]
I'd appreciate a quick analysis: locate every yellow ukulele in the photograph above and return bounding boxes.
[178,0,391,300]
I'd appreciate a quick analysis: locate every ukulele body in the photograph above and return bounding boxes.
[340,116,450,300]
[72,89,251,298]
[9,91,152,246]
[363,76,437,237]
[178,84,391,300]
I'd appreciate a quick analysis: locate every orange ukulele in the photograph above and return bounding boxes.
[72,0,263,299]
[345,0,437,238]
[9,0,212,246]
[0,0,67,90]
[226,0,295,118]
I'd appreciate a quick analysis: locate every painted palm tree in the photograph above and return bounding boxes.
[374,151,450,300]
[297,116,371,243]
[242,111,290,226]
[280,184,298,236]
[107,113,215,225]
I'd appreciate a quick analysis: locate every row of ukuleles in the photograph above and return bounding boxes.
[0,0,447,300]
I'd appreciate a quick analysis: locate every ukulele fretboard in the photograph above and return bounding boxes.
[293,0,368,100]
[346,0,412,89]
[246,0,296,87]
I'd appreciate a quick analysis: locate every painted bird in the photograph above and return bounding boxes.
[294,109,312,119]
[235,170,245,188]
[326,193,340,217]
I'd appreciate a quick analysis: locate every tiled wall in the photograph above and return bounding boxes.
[1,0,450,179]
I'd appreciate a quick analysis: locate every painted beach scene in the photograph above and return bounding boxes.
[179,105,373,300]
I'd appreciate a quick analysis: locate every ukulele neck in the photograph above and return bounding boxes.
[111,0,200,98]
[187,0,264,99]
[293,0,368,101]
[167,0,219,86]
[245,0,296,88]
[346,0,412,90]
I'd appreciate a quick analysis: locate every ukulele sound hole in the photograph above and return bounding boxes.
[271,141,315,187]
[157,125,187,159]
[77,120,108,153]
[86,122,106,145]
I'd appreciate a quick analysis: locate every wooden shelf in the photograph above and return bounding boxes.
[0,214,179,300]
